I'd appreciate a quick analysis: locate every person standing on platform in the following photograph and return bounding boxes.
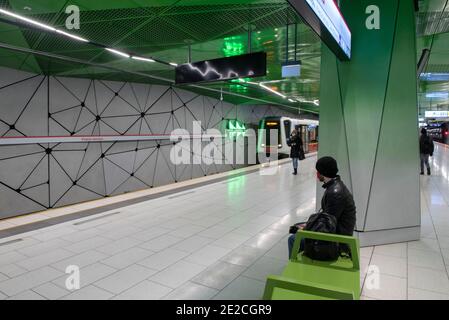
[288,129,304,175]
[419,128,434,176]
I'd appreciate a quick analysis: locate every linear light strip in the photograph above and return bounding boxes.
[0,8,89,43]
[259,83,287,99]
[131,56,155,63]
[0,8,55,31]
[297,98,320,106]
[240,79,294,102]
[0,8,158,64]
[55,29,89,42]
[106,48,130,58]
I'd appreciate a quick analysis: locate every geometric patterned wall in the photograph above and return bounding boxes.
[0,66,297,219]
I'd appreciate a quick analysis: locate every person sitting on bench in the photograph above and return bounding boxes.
[288,156,357,258]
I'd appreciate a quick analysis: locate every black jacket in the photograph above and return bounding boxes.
[288,134,303,158]
[419,134,434,155]
[321,176,356,236]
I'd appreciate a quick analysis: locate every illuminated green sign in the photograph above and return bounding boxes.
[222,36,246,57]
[226,120,246,140]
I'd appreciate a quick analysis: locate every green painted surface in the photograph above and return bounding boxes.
[263,230,360,300]
[318,0,420,233]
[366,0,420,230]
[315,45,351,194]
[339,0,398,230]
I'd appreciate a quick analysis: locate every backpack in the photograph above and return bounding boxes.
[303,212,339,261]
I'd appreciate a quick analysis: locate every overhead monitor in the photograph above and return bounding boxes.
[282,61,302,78]
[175,52,267,85]
[288,0,351,60]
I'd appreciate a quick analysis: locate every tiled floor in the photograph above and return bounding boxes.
[360,143,449,300]
[0,145,449,300]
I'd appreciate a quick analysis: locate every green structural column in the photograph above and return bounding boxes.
[318,0,420,246]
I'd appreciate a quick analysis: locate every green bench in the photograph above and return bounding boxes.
[263,230,360,300]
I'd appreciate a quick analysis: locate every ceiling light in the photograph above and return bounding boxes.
[0,9,91,43]
[288,99,295,102]
[261,80,283,84]
[106,48,130,58]
[169,62,178,67]
[132,56,155,63]
[55,29,89,42]
[0,8,56,31]
[259,83,286,99]
[313,100,320,106]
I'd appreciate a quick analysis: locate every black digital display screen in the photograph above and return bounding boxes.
[175,52,267,85]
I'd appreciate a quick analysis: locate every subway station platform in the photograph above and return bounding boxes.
[0,145,448,300]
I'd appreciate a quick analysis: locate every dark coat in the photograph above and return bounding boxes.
[288,134,303,158]
[419,134,434,155]
[321,176,356,236]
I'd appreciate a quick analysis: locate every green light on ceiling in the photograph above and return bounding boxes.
[229,84,248,93]
[222,36,245,57]
[229,77,250,93]
[230,78,250,83]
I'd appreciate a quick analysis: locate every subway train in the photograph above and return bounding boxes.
[426,121,449,144]
[257,116,319,158]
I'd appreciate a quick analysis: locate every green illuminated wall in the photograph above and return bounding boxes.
[318,0,420,245]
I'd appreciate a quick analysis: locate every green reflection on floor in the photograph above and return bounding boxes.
[227,175,246,198]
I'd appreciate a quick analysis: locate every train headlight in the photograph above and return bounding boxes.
[261,143,265,147]
[278,144,282,148]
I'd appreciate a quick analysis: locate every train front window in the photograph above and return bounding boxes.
[263,120,281,146]
[283,120,291,141]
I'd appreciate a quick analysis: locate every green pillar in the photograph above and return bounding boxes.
[318,0,420,246]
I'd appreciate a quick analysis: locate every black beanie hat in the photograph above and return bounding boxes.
[421,128,427,135]
[316,156,339,178]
